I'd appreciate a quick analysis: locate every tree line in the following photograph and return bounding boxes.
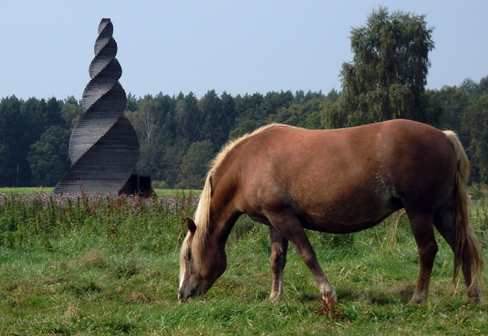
[1,78,486,189]
[1,7,487,188]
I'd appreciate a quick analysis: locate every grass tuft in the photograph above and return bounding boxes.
[82,248,108,269]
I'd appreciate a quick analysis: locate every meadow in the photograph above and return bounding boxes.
[0,188,487,335]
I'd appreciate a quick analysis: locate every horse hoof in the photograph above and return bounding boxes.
[467,287,483,302]
[468,294,483,303]
[323,291,337,302]
[269,293,282,301]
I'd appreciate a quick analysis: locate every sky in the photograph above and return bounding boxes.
[1,0,487,101]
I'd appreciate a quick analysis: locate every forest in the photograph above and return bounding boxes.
[1,8,487,190]
[1,79,486,190]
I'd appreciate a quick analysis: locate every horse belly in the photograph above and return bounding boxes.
[291,178,398,234]
[299,205,396,234]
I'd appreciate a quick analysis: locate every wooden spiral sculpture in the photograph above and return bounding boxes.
[54,19,139,195]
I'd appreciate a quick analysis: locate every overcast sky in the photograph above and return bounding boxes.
[1,0,487,101]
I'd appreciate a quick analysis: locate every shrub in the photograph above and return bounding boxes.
[152,180,169,189]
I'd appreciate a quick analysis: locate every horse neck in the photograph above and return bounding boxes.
[192,203,238,273]
[192,183,237,261]
[196,165,240,245]
[212,210,240,243]
[194,145,243,261]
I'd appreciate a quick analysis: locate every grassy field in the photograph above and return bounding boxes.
[0,187,54,195]
[0,190,487,335]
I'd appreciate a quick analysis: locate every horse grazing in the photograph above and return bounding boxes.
[178,119,483,304]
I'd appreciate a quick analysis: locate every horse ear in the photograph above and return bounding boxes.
[186,218,196,234]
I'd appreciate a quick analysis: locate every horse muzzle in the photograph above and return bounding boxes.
[178,288,197,303]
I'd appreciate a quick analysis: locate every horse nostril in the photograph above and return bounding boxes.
[178,290,188,299]
[178,290,189,303]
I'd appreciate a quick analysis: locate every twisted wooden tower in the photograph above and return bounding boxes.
[54,19,145,195]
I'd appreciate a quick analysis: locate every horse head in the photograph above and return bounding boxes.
[178,218,227,302]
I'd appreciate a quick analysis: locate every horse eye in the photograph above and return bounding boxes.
[185,251,191,261]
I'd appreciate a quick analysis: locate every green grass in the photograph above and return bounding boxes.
[0,191,487,335]
[154,189,202,197]
[0,187,54,194]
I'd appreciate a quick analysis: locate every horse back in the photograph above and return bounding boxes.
[211,120,457,232]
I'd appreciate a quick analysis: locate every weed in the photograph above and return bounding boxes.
[112,258,141,279]
[312,294,346,323]
[82,248,107,269]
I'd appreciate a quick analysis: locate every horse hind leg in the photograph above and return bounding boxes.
[266,212,336,301]
[433,206,484,302]
[269,226,289,300]
[407,212,439,304]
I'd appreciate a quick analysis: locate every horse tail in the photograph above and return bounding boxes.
[443,131,484,292]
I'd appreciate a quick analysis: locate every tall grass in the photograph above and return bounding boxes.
[0,190,198,252]
[0,190,487,335]
[0,187,201,197]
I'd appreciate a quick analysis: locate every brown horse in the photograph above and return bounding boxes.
[178,119,483,304]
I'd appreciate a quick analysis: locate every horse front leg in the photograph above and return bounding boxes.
[267,213,336,301]
[269,226,289,300]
